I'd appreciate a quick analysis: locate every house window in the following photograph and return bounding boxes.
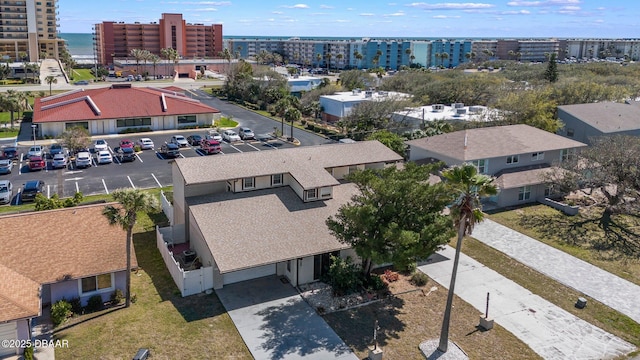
[506,155,519,164]
[116,117,151,128]
[518,186,531,201]
[80,273,112,294]
[566,128,574,137]
[177,115,197,124]
[65,122,89,130]
[305,188,317,200]
[243,177,255,189]
[271,173,283,186]
[471,159,487,174]
[348,165,359,174]
[531,152,544,161]
[544,185,553,197]
[560,149,574,162]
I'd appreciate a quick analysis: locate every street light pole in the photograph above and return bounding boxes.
[31,124,36,146]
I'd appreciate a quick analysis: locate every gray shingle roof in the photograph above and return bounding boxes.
[175,140,403,189]
[187,183,357,273]
[558,102,640,133]
[406,124,586,161]
[494,164,552,189]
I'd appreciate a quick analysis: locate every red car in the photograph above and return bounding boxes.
[119,139,134,149]
[28,155,46,171]
[200,139,221,154]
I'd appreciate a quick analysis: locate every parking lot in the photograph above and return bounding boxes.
[0,130,301,205]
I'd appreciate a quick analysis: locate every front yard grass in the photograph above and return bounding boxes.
[54,211,251,359]
[487,205,640,286]
[70,68,94,81]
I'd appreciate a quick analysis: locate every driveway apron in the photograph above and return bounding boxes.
[216,276,358,360]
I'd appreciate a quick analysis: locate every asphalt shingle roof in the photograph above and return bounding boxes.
[558,102,640,133]
[0,264,40,322]
[406,124,586,161]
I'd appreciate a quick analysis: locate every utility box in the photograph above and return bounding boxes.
[368,346,383,360]
[479,316,494,330]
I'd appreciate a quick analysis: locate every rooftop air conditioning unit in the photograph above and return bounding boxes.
[365,91,373,98]
[455,108,467,116]
[453,103,464,109]
[469,106,483,113]
[432,104,444,112]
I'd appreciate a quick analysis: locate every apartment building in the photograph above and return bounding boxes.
[0,0,64,61]
[94,13,223,66]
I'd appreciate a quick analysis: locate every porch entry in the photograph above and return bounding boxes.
[313,251,339,281]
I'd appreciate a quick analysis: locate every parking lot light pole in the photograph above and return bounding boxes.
[31,124,37,146]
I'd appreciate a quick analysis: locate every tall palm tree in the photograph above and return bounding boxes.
[218,48,232,73]
[325,53,332,72]
[130,48,145,75]
[0,93,20,128]
[103,188,160,308]
[45,75,57,96]
[284,106,301,141]
[315,53,322,69]
[140,49,152,78]
[405,48,412,66]
[434,53,441,68]
[437,163,497,353]
[441,52,449,68]
[336,53,343,69]
[150,54,160,80]
[161,47,171,77]
[355,51,363,69]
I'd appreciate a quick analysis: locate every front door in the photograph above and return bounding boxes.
[313,251,340,281]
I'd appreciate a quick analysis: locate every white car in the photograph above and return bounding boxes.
[137,138,154,150]
[0,180,12,204]
[94,139,108,152]
[222,130,241,142]
[207,130,223,142]
[97,150,112,164]
[27,145,43,158]
[51,153,68,169]
[75,151,92,168]
[171,135,189,147]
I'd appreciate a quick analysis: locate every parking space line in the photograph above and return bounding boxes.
[229,144,243,153]
[179,153,185,158]
[75,181,79,193]
[151,173,162,188]
[245,142,261,151]
[127,176,136,189]
[135,153,143,162]
[102,179,109,194]
[47,185,50,199]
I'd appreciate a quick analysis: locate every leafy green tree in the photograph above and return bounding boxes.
[544,52,558,83]
[339,98,416,139]
[59,126,92,154]
[338,70,372,90]
[438,163,497,353]
[493,87,561,132]
[327,162,454,274]
[103,189,160,308]
[366,130,406,157]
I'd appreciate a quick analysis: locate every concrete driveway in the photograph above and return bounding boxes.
[215,276,358,360]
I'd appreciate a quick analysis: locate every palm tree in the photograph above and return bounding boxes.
[315,53,322,69]
[325,53,332,72]
[284,106,301,141]
[405,48,412,66]
[336,53,344,69]
[150,54,160,80]
[441,52,449,68]
[103,188,160,308]
[434,53,441,68]
[45,75,56,95]
[218,48,232,73]
[130,48,146,75]
[437,163,497,353]
[353,51,362,69]
[161,47,171,77]
[0,93,20,128]
[140,49,151,78]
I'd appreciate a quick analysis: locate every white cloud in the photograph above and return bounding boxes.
[195,7,218,11]
[384,11,406,16]
[506,0,580,6]
[272,11,283,14]
[500,9,531,14]
[407,2,495,10]
[561,5,580,10]
[594,19,604,23]
[282,3,309,8]
[267,18,275,21]
[335,19,350,22]
[347,7,354,10]
[319,4,333,8]
[359,13,375,16]
[181,1,231,4]
[432,14,461,18]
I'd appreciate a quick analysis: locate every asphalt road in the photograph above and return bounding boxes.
[0,91,333,205]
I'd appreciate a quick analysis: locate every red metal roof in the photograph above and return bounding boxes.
[33,85,219,124]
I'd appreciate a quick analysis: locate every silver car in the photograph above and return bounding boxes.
[0,159,13,174]
[222,130,241,142]
[0,180,12,204]
[52,153,68,169]
[239,127,255,140]
[75,151,92,168]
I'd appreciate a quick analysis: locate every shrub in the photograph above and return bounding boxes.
[110,289,124,305]
[410,272,429,286]
[365,274,386,291]
[68,297,82,315]
[133,145,141,152]
[23,343,34,360]
[382,269,399,283]
[85,295,104,312]
[51,299,72,327]
[326,256,362,296]
[131,294,138,304]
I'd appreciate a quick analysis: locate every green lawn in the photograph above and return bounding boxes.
[214,116,239,128]
[70,68,94,81]
[0,129,19,138]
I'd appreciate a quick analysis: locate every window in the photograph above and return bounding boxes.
[305,188,317,200]
[116,117,151,128]
[518,186,531,201]
[544,185,553,197]
[471,159,487,174]
[271,174,283,186]
[531,152,544,161]
[566,128,574,137]
[506,155,519,164]
[65,122,88,130]
[177,115,197,124]
[560,149,574,162]
[243,177,255,189]
[80,273,112,294]
[348,165,359,173]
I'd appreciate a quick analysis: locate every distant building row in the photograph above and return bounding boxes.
[227,37,640,70]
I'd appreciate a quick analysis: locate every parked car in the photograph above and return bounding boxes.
[28,155,45,171]
[94,139,108,152]
[171,135,189,147]
[222,130,241,142]
[49,143,66,157]
[0,180,12,204]
[0,159,13,174]
[21,180,44,202]
[51,153,68,169]
[116,147,136,162]
[97,150,112,164]
[27,145,43,158]
[0,146,18,160]
[200,139,221,155]
[238,127,255,140]
[207,130,223,142]
[137,138,154,150]
[74,80,89,85]
[119,139,135,149]
[159,143,181,158]
[75,151,92,168]
[187,134,203,146]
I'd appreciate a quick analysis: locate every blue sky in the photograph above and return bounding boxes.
[59,1,639,38]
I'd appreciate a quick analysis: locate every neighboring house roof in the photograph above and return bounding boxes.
[0,203,133,285]
[33,85,219,124]
[494,164,553,189]
[393,104,499,124]
[175,141,403,189]
[320,90,411,103]
[558,102,640,133]
[187,183,357,273]
[0,264,40,323]
[406,124,587,161]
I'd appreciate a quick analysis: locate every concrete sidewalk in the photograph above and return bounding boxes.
[418,246,636,359]
[472,219,640,324]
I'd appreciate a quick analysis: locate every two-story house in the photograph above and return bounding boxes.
[406,124,587,208]
[169,141,403,289]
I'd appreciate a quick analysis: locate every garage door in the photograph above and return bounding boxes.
[223,264,276,285]
[0,321,18,357]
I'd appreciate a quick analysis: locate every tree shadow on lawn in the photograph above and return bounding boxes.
[322,296,406,354]
[133,231,226,322]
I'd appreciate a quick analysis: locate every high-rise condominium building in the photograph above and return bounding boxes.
[94,13,223,66]
[0,0,64,62]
